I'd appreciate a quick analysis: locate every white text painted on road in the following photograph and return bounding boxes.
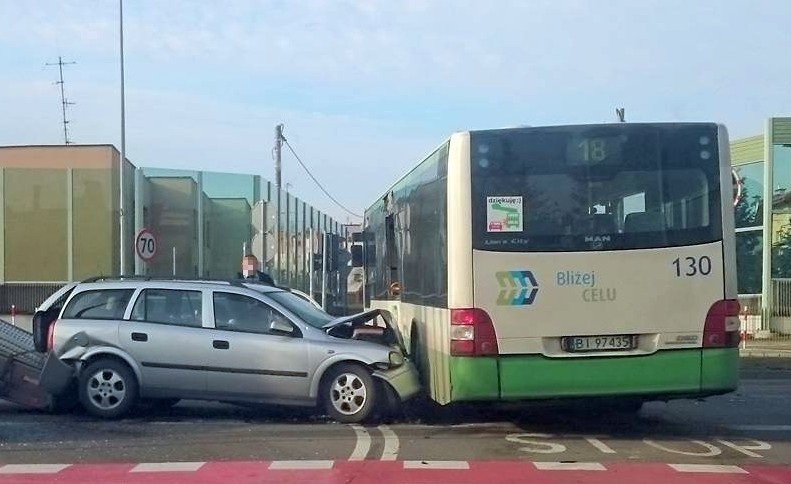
[716,439,772,458]
[643,439,722,457]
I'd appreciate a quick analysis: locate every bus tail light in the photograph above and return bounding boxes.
[450,308,499,356]
[47,320,58,353]
[703,299,741,348]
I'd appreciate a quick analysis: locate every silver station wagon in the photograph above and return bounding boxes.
[35,278,420,423]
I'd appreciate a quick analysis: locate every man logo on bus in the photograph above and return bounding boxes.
[496,270,538,306]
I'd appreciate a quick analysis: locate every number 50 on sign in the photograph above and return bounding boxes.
[135,228,158,262]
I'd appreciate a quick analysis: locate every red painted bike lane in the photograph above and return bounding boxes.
[1,460,790,483]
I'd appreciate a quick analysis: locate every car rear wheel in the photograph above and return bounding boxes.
[322,363,377,424]
[78,359,138,419]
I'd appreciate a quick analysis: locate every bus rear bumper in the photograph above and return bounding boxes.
[449,348,738,402]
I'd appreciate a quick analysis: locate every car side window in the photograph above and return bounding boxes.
[130,289,203,328]
[213,292,292,335]
[61,289,134,320]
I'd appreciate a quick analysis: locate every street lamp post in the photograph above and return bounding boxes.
[119,0,127,276]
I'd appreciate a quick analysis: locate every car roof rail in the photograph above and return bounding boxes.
[80,275,153,283]
[78,275,281,289]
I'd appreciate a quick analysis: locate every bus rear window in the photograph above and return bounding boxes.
[470,124,723,252]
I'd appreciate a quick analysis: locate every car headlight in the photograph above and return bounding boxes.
[388,351,405,368]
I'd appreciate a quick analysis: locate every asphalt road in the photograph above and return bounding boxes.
[1,358,789,482]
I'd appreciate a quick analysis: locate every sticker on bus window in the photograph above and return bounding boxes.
[487,196,523,232]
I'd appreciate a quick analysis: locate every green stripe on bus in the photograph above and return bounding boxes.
[701,348,739,392]
[450,349,736,401]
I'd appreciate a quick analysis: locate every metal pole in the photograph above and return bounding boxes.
[761,117,774,332]
[172,246,176,276]
[309,228,314,301]
[58,57,68,144]
[119,0,127,277]
[322,232,328,310]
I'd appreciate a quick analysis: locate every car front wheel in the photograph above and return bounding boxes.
[322,363,377,424]
[78,358,138,419]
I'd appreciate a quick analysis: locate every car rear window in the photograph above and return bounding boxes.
[61,289,134,320]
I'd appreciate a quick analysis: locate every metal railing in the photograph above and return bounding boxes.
[738,281,791,353]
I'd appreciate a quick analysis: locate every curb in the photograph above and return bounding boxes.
[740,349,791,358]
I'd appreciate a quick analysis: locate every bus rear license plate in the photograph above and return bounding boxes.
[563,335,637,353]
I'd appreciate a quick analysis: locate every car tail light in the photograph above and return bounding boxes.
[703,299,741,348]
[450,308,499,356]
[47,320,58,353]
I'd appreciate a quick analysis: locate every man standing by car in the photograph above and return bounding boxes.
[238,254,275,285]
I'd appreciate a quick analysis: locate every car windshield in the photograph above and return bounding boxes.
[267,291,335,328]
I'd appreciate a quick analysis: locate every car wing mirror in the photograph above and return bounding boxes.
[269,319,295,335]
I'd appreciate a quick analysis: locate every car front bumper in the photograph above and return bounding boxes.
[372,360,421,402]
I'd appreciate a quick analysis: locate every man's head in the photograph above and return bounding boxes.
[241,254,259,278]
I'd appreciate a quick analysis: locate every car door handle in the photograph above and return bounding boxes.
[131,332,148,342]
[213,340,230,350]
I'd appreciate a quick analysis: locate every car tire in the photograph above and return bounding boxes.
[322,363,377,424]
[78,358,138,419]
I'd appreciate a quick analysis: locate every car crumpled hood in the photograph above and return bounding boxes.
[323,309,406,353]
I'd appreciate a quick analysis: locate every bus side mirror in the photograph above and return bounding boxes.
[351,245,363,267]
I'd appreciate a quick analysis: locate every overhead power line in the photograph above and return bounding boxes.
[281,137,363,219]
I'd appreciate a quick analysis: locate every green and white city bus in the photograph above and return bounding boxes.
[361,122,740,406]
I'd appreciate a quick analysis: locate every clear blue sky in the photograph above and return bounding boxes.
[1,0,789,221]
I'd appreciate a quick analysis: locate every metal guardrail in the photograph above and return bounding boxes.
[0,283,66,314]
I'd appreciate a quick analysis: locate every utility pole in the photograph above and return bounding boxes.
[45,56,76,144]
[274,124,284,282]
[274,124,283,189]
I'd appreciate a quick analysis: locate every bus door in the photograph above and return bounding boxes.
[384,193,404,323]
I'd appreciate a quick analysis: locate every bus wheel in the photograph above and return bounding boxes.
[410,326,425,383]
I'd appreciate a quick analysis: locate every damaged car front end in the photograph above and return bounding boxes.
[322,309,421,406]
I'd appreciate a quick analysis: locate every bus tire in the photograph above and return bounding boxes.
[410,325,429,387]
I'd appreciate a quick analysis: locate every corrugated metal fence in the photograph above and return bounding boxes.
[0,283,65,314]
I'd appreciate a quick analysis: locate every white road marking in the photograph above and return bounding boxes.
[717,439,772,458]
[349,425,371,461]
[669,464,747,474]
[727,424,791,431]
[506,433,567,454]
[130,462,205,473]
[379,425,399,461]
[269,460,334,470]
[404,461,470,470]
[533,462,606,471]
[643,439,722,457]
[585,437,617,454]
[0,464,70,474]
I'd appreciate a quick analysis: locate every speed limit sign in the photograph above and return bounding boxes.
[135,228,158,262]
